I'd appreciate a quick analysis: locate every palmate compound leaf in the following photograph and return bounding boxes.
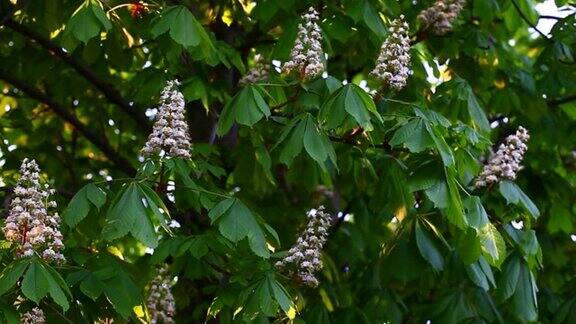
[151,5,207,47]
[217,85,271,135]
[275,113,337,169]
[64,0,112,44]
[499,254,538,322]
[389,114,455,167]
[102,182,171,248]
[240,274,296,319]
[319,83,382,131]
[63,183,107,227]
[21,259,70,311]
[208,198,271,258]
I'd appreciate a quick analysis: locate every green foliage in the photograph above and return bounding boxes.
[0,0,575,322]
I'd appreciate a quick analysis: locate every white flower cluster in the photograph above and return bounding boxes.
[141,80,192,159]
[475,126,530,188]
[275,206,333,287]
[21,307,45,324]
[239,54,270,86]
[418,0,466,35]
[283,7,325,79]
[2,159,65,263]
[147,266,176,324]
[370,15,412,91]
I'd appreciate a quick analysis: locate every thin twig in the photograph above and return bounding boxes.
[510,0,550,40]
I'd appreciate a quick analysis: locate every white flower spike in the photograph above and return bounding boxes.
[21,307,45,324]
[2,159,65,263]
[418,0,466,35]
[141,80,192,159]
[147,266,176,324]
[239,53,270,86]
[275,206,333,287]
[371,15,413,91]
[475,126,530,188]
[283,7,325,79]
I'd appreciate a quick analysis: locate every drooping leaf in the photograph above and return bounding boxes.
[102,183,158,248]
[65,0,112,43]
[151,6,206,47]
[209,198,270,258]
[217,86,271,135]
[415,221,445,271]
[499,181,540,218]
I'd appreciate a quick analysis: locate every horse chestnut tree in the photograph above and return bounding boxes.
[0,0,575,322]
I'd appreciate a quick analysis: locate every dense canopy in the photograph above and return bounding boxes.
[1,0,576,322]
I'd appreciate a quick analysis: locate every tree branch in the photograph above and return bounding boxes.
[510,0,550,40]
[0,71,137,176]
[549,94,576,106]
[4,19,152,133]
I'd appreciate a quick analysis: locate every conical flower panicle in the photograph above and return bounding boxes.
[239,53,270,86]
[141,80,192,159]
[418,0,466,35]
[370,15,412,91]
[283,7,325,79]
[2,159,65,263]
[475,126,530,188]
[21,307,45,324]
[275,206,333,287]
[147,266,176,324]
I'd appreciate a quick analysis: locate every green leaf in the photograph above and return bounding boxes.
[466,257,495,291]
[390,118,434,153]
[303,116,328,163]
[463,196,489,230]
[63,185,91,227]
[457,228,482,264]
[445,170,467,229]
[425,123,455,167]
[102,183,158,248]
[217,86,271,135]
[511,259,538,322]
[0,260,29,296]
[320,84,381,131]
[269,276,296,318]
[43,264,70,311]
[209,198,270,258]
[80,273,104,300]
[101,268,141,319]
[454,77,490,132]
[139,184,172,233]
[478,223,506,268]
[0,301,18,324]
[415,221,444,271]
[278,116,307,166]
[152,6,203,47]
[499,181,540,218]
[21,261,50,304]
[86,183,106,210]
[65,1,112,43]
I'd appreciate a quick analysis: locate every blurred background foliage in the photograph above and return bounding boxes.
[0,0,576,322]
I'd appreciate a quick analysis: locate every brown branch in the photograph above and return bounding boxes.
[4,19,152,133]
[549,94,576,106]
[0,71,137,176]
